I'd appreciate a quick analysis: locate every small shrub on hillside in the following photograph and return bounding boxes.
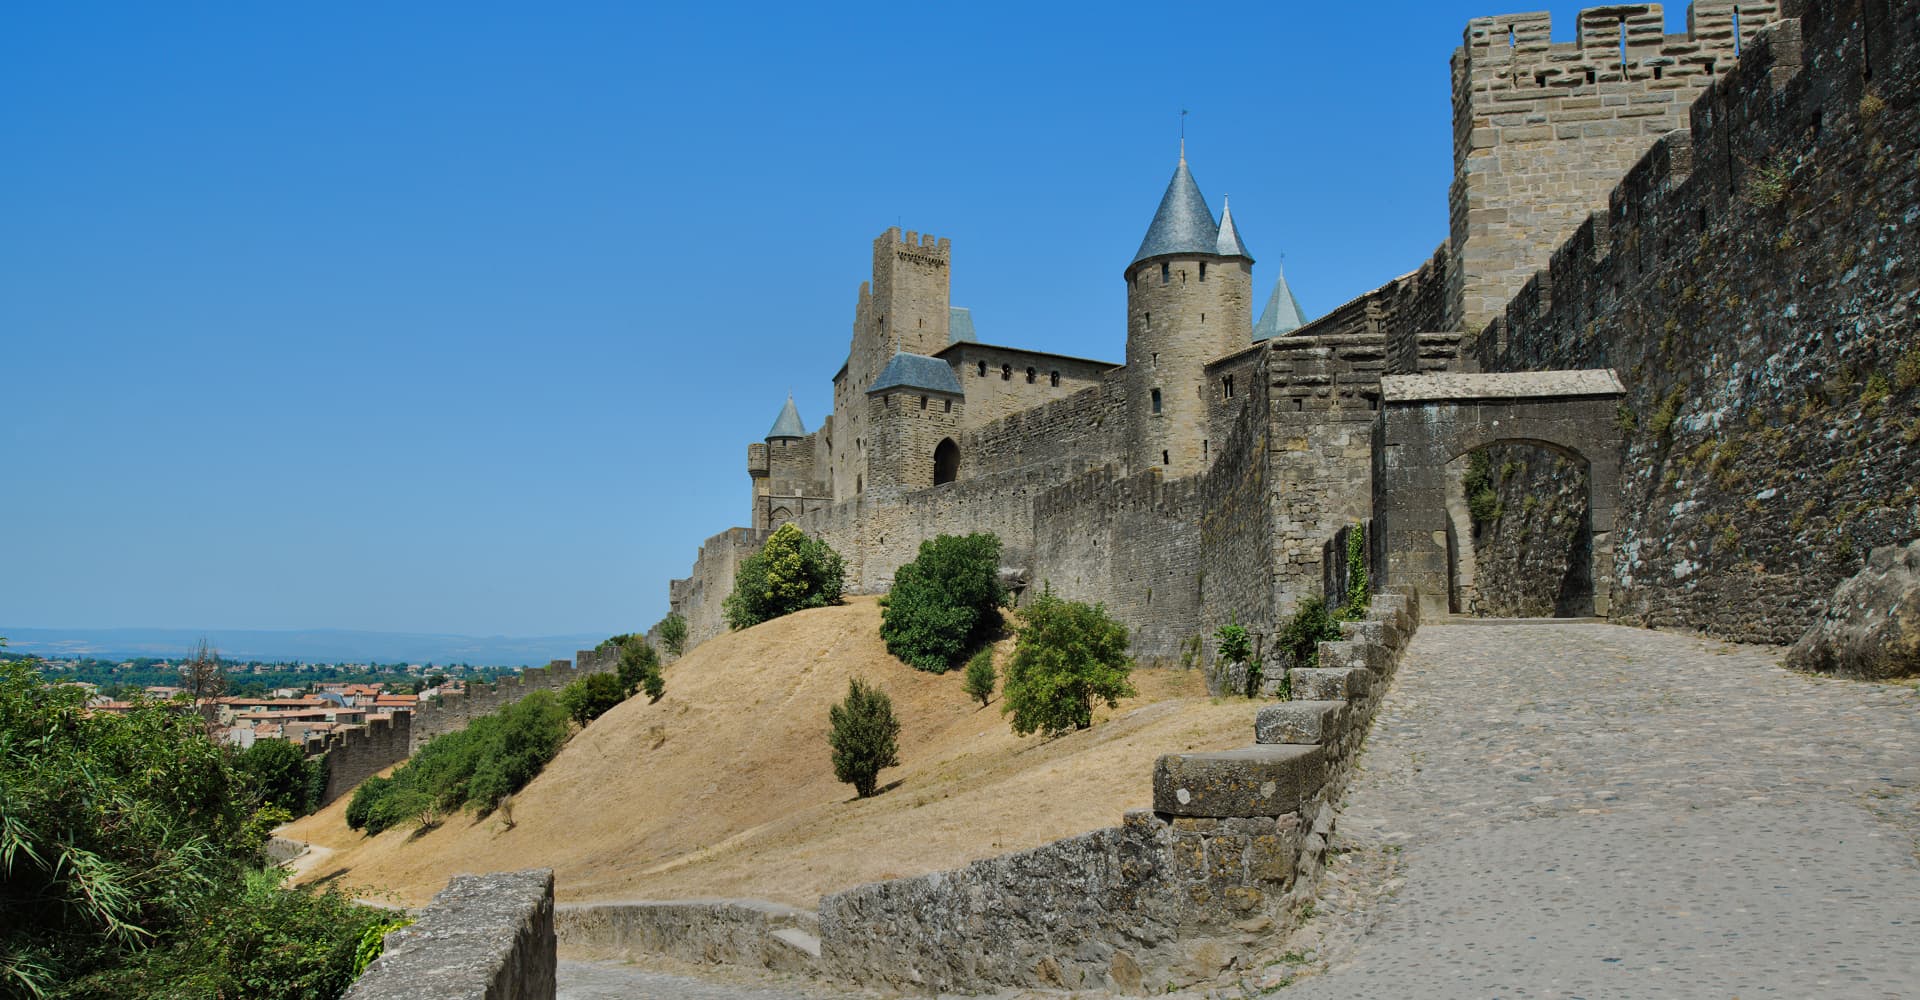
[346,690,569,835]
[1002,588,1136,738]
[561,671,628,726]
[880,532,1010,672]
[828,678,900,798]
[617,635,665,702]
[962,648,997,707]
[724,523,846,630]
[1278,597,1343,670]
[655,612,688,656]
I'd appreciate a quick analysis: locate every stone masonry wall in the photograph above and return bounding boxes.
[1448,2,1780,334]
[406,648,619,754]
[344,869,556,1000]
[1470,445,1593,617]
[668,527,770,650]
[1472,0,1920,641]
[307,712,411,807]
[941,343,1114,429]
[816,591,1420,994]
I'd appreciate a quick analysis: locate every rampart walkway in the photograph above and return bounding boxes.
[1284,621,1920,998]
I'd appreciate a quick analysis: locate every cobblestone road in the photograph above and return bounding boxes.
[1273,621,1920,999]
[559,622,1920,998]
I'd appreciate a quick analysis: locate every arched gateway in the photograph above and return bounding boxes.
[1372,370,1626,620]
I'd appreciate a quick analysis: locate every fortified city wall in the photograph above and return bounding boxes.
[1449,1,1781,334]
[1471,0,1920,641]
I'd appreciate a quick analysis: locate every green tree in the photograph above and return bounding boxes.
[827,678,900,798]
[236,737,326,815]
[1001,589,1136,737]
[560,671,628,726]
[655,613,688,656]
[617,636,664,702]
[346,690,570,835]
[879,532,1009,673]
[723,523,846,630]
[961,648,996,707]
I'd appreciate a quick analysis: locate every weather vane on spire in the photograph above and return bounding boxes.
[1179,108,1188,162]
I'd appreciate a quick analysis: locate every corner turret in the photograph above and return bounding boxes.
[1122,152,1254,476]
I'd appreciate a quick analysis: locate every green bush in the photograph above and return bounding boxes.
[68,868,386,1000]
[961,648,997,707]
[1214,619,1263,698]
[724,523,846,630]
[617,635,664,702]
[561,671,628,726]
[1001,589,1136,737]
[237,736,327,816]
[655,613,688,656]
[880,532,1009,672]
[827,678,900,798]
[1463,450,1500,529]
[1278,597,1343,670]
[0,657,387,998]
[346,690,569,835]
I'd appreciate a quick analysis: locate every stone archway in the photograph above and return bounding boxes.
[933,438,960,485]
[1372,371,1625,619]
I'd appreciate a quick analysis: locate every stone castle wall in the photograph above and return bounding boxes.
[306,711,411,807]
[1469,445,1592,617]
[941,343,1114,428]
[1471,0,1920,641]
[1448,1,1779,334]
[669,527,770,649]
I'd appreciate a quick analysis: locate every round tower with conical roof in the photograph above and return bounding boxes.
[1123,151,1253,477]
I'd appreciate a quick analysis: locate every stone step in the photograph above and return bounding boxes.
[1153,744,1325,818]
[1255,700,1350,746]
[1291,666,1374,701]
[769,926,821,958]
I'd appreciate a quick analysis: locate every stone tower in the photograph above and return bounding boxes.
[862,353,964,495]
[831,228,953,501]
[1123,153,1253,477]
[1446,2,1777,335]
[749,395,817,529]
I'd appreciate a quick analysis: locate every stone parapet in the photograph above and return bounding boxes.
[344,869,555,1000]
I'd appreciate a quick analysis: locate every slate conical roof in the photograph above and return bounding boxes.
[1215,195,1252,259]
[1131,155,1220,267]
[766,395,806,439]
[1252,263,1310,341]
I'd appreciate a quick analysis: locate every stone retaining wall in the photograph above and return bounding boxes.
[344,869,556,1000]
[554,899,819,974]
[814,588,1420,993]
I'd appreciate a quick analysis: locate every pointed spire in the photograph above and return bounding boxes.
[1252,262,1310,341]
[1131,156,1220,267]
[766,394,806,439]
[1215,195,1252,259]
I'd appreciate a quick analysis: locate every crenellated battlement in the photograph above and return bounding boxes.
[1447,1,1782,334]
[873,227,951,263]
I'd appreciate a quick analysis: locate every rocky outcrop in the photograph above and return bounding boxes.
[1787,540,1920,680]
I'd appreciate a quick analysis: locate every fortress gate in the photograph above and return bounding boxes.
[1372,371,1625,620]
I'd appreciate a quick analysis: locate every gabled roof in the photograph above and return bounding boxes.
[766,395,806,439]
[1131,156,1220,267]
[1252,264,1309,341]
[949,306,977,343]
[866,352,963,396]
[1215,196,1251,259]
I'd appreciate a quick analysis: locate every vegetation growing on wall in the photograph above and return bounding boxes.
[827,678,900,798]
[0,655,387,999]
[724,524,846,631]
[1463,450,1501,530]
[879,532,1010,673]
[346,691,569,836]
[1001,589,1135,737]
[1277,597,1343,671]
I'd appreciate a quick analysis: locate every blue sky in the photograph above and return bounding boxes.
[1,1,1656,637]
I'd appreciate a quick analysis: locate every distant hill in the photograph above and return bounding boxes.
[0,626,609,667]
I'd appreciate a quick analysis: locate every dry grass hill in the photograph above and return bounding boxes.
[285,597,1258,908]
